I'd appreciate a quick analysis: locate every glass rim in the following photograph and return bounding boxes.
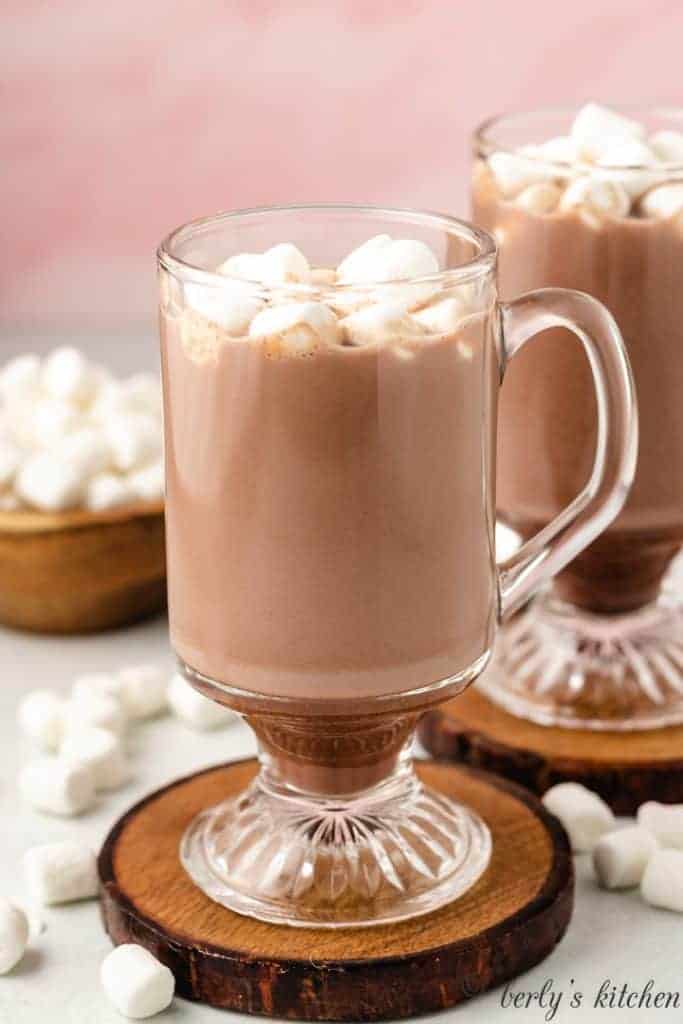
[157,202,497,292]
[474,105,683,172]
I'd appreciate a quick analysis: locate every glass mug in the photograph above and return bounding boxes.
[473,107,683,730]
[158,204,635,927]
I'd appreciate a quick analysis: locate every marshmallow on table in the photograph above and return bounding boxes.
[570,102,646,161]
[11,396,82,450]
[167,673,236,730]
[514,182,562,214]
[17,690,66,752]
[650,129,683,164]
[117,665,169,720]
[0,354,41,400]
[641,849,683,912]
[637,801,683,849]
[19,757,96,816]
[639,183,683,219]
[249,301,341,353]
[53,428,112,478]
[101,944,175,1019]
[63,692,126,737]
[61,726,128,791]
[341,302,427,347]
[106,413,162,473]
[16,451,87,512]
[71,672,122,703]
[24,840,98,905]
[127,459,164,503]
[122,373,163,418]
[0,898,29,974]
[592,826,658,890]
[542,782,615,852]
[86,472,136,512]
[42,346,96,404]
[559,175,631,219]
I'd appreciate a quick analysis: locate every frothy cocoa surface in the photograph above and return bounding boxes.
[161,310,498,699]
[473,163,683,612]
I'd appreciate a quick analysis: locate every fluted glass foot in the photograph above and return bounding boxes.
[180,763,491,928]
[480,592,683,731]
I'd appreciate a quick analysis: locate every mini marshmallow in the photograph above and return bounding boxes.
[639,183,683,220]
[595,138,661,199]
[61,726,128,791]
[592,826,658,890]
[185,279,264,334]
[650,129,683,165]
[18,397,82,449]
[42,347,96,404]
[487,151,554,198]
[127,460,164,503]
[641,849,683,913]
[101,944,175,1019]
[16,451,86,511]
[542,782,615,852]
[637,801,683,849]
[534,135,581,166]
[559,175,631,219]
[217,251,266,281]
[0,438,22,489]
[24,840,98,905]
[117,665,169,720]
[412,296,472,334]
[260,243,311,284]
[19,757,96,816]
[63,692,126,737]
[336,235,393,280]
[53,428,112,478]
[341,301,427,347]
[249,301,341,353]
[17,690,66,752]
[0,898,29,974]
[0,354,41,399]
[106,413,162,473]
[167,672,236,730]
[72,672,122,702]
[121,373,163,419]
[86,472,136,512]
[337,236,440,309]
[514,181,562,214]
[570,102,646,160]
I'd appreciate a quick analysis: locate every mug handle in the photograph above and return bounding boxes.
[497,288,638,621]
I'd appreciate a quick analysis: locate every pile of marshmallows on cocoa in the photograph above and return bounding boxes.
[183,233,477,357]
[0,347,164,514]
[0,667,236,1017]
[542,782,683,914]
[484,102,683,219]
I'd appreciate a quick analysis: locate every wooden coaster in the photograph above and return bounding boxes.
[98,758,572,1021]
[419,687,683,815]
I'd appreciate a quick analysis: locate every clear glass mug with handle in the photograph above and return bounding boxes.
[158,204,636,927]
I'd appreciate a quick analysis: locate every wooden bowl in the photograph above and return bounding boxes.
[0,501,166,633]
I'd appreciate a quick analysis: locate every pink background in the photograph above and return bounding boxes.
[2,1,680,329]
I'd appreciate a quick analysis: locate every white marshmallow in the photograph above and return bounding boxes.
[63,692,126,737]
[106,413,162,473]
[42,347,96,404]
[542,782,615,852]
[534,136,581,166]
[341,302,427,347]
[412,296,472,334]
[0,354,41,400]
[117,665,168,720]
[185,279,264,334]
[11,396,82,450]
[487,151,554,198]
[559,175,631,219]
[637,801,683,849]
[53,428,111,478]
[217,252,266,281]
[24,840,98,905]
[17,690,66,752]
[639,183,683,219]
[0,438,23,489]
[86,472,136,512]
[72,672,122,702]
[641,849,683,912]
[592,826,658,890]
[101,944,175,1019]
[16,451,86,512]
[336,235,393,280]
[249,301,341,352]
[650,129,683,165]
[338,236,440,309]
[127,460,164,504]
[260,243,311,284]
[570,102,646,161]
[61,726,128,791]
[595,138,661,199]
[167,673,236,731]
[19,757,96,816]
[122,374,163,419]
[0,898,29,974]
[514,181,562,214]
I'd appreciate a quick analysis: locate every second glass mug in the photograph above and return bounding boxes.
[158,204,635,928]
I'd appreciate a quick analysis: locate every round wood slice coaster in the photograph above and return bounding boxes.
[419,686,683,815]
[98,758,572,1021]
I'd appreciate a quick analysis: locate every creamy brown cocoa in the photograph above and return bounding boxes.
[473,161,683,612]
[161,302,498,700]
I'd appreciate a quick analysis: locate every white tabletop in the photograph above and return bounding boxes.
[0,334,680,1023]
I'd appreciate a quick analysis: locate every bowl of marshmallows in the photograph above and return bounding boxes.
[0,346,165,633]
